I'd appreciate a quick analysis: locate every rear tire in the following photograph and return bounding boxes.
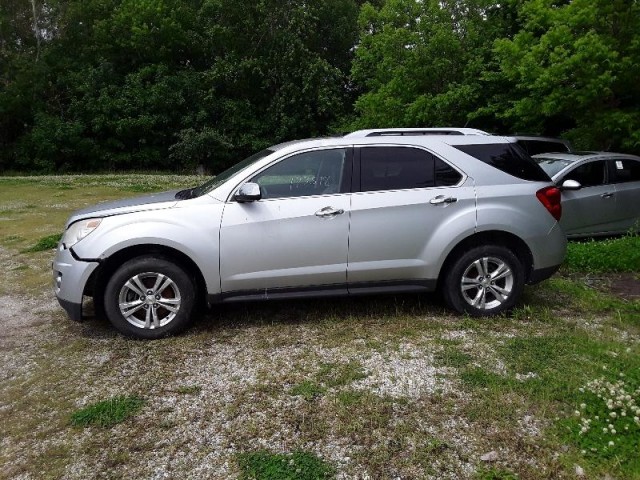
[442,245,524,317]
[104,256,196,339]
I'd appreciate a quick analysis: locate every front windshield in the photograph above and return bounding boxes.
[190,149,274,197]
[534,157,573,178]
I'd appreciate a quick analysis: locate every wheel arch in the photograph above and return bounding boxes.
[86,244,208,311]
[437,230,534,290]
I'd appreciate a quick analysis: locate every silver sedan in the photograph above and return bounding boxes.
[534,152,640,238]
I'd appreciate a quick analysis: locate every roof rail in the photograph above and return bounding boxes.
[344,127,490,138]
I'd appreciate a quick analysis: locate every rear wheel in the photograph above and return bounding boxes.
[443,245,524,316]
[104,256,196,339]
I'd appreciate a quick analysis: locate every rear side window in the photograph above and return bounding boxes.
[359,147,462,192]
[455,143,550,182]
[435,158,462,186]
[609,159,640,183]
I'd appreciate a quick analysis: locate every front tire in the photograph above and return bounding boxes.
[442,245,524,317]
[104,256,196,339]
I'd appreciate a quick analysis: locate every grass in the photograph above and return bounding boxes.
[565,233,640,272]
[291,361,367,401]
[291,381,325,401]
[238,450,335,480]
[70,396,144,427]
[2,174,639,479]
[21,233,62,253]
[561,372,640,476]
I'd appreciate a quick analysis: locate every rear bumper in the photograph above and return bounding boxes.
[526,222,567,277]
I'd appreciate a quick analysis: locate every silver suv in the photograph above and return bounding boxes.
[53,130,566,339]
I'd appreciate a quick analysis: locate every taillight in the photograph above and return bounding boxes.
[536,186,562,221]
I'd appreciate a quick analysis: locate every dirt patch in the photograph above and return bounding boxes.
[607,273,640,300]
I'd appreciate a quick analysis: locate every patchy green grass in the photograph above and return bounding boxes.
[238,450,335,480]
[21,233,62,253]
[70,396,144,428]
[291,381,325,401]
[290,362,367,401]
[317,361,367,389]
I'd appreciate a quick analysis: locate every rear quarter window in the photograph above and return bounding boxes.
[454,143,550,182]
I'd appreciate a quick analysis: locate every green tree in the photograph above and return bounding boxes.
[487,0,640,151]
[0,0,362,173]
[350,0,508,129]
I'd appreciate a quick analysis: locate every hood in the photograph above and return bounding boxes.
[66,190,180,227]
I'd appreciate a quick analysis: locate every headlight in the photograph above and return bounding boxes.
[61,218,102,249]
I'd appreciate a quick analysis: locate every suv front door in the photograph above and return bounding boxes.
[219,148,352,295]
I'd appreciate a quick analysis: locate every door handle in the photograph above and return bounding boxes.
[315,206,345,218]
[601,192,614,199]
[430,195,458,205]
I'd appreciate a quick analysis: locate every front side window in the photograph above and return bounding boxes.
[359,147,461,192]
[252,148,348,199]
[609,159,640,183]
[562,161,607,187]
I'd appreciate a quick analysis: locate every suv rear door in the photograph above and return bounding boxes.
[347,145,475,291]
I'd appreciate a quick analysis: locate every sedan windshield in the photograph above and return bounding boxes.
[534,157,574,178]
[176,149,274,199]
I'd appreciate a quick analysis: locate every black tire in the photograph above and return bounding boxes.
[442,245,524,317]
[103,256,197,339]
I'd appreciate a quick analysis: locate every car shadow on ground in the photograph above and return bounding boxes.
[74,291,451,339]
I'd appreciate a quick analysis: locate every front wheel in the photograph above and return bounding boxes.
[104,256,196,339]
[442,246,524,317]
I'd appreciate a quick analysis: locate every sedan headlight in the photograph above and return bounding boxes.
[61,218,102,249]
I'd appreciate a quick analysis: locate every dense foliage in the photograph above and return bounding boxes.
[1,0,363,172]
[1,0,639,173]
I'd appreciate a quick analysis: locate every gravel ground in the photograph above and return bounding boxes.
[1,241,638,479]
[0,292,546,479]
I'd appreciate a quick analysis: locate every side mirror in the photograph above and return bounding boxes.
[560,179,581,191]
[234,182,262,203]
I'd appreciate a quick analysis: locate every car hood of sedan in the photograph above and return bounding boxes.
[65,190,180,227]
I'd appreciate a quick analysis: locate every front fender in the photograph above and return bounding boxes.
[71,204,224,294]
